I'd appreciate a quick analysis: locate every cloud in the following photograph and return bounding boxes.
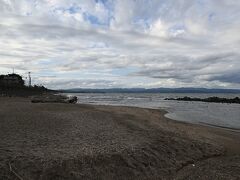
[0,0,240,89]
[131,52,240,88]
[207,72,240,84]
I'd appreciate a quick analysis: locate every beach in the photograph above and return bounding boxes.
[0,97,240,179]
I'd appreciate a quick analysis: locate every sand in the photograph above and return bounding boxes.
[0,97,239,179]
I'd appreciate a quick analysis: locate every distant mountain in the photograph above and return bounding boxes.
[60,87,240,93]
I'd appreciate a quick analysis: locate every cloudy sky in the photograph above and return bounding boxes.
[0,0,240,89]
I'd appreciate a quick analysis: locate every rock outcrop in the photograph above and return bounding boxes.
[165,96,240,104]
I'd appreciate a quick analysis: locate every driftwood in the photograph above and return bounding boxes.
[9,163,23,180]
[31,95,78,104]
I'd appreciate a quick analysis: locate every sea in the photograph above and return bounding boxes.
[64,93,240,130]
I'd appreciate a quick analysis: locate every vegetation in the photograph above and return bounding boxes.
[0,73,53,97]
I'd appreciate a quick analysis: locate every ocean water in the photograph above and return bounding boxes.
[64,93,240,130]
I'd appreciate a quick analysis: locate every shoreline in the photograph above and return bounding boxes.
[77,102,240,133]
[199,122,240,132]
[0,97,239,179]
[165,111,240,133]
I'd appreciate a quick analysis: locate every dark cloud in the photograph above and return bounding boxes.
[207,72,240,84]
[131,53,240,85]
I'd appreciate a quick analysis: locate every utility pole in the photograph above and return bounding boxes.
[28,72,31,87]
[12,68,15,74]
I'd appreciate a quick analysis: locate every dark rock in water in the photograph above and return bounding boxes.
[165,96,240,104]
[31,95,78,104]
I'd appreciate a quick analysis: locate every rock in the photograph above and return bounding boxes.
[164,96,240,104]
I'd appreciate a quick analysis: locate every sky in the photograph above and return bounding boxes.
[0,0,240,89]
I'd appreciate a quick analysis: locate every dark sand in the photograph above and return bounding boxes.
[0,97,239,179]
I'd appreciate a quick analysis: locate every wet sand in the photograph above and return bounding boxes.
[0,97,239,179]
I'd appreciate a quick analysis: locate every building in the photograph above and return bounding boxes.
[0,73,25,87]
